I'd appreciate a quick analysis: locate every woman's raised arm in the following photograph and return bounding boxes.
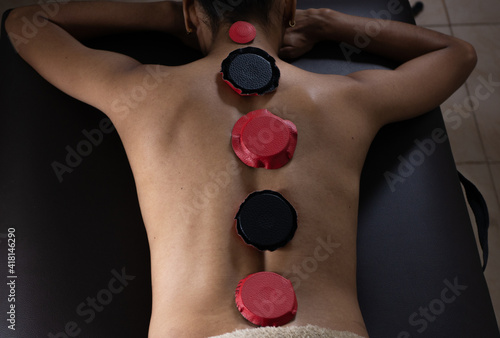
[5,1,189,116]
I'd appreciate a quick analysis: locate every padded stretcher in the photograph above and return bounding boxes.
[1,0,499,337]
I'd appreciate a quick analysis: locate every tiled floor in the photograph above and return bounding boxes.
[410,0,500,325]
[1,0,499,329]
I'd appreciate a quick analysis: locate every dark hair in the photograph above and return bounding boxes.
[196,0,275,34]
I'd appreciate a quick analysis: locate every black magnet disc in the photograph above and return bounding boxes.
[235,190,297,251]
[221,47,280,96]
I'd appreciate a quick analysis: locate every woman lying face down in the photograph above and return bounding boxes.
[6,0,476,337]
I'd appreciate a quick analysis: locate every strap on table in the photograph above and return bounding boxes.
[458,171,490,271]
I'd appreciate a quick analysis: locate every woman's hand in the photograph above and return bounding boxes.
[279,9,328,59]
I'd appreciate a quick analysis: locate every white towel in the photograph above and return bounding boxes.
[208,324,365,338]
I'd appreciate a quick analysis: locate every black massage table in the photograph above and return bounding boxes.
[0,0,498,337]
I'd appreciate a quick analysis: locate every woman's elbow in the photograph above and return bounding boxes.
[5,7,36,36]
[458,40,478,74]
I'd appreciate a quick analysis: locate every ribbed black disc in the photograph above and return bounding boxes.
[235,190,297,251]
[221,47,280,96]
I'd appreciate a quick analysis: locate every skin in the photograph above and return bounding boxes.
[5,1,477,337]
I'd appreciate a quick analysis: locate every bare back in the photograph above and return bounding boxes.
[112,57,377,337]
[4,2,478,337]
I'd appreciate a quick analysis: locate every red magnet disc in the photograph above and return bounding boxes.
[235,272,297,327]
[232,109,297,169]
[229,21,257,44]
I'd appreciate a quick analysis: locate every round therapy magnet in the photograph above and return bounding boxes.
[235,271,298,327]
[229,21,257,44]
[232,109,297,170]
[235,190,297,252]
[221,47,280,96]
